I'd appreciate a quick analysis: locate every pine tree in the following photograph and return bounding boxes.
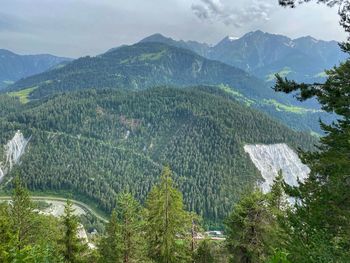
[225,190,275,263]
[61,199,86,263]
[273,1,350,260]
[98,210,120,263]
[0,202,14,262]
[194,239,214,263]
[145,166,191,263]
[268,170,286,211]
[9,177,36,252]
[99,193,148,263]
[116,193,147,263]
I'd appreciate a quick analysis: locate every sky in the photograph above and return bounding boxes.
[0,0,347,58]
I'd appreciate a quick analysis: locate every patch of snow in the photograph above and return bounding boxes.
[0,131,29,182]
[284,41,295,48]
[244,143,310,193]
[228,36,238,41]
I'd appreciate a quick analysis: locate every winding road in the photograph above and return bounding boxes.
[0,195,108,223]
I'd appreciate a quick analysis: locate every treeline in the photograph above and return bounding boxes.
[0,87,315,222]
[0,167,294,263]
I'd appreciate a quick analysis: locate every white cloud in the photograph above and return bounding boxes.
[191,0,274,27]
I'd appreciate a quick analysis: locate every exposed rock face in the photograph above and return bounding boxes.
[0,131,29,182]
[244,143,310,193]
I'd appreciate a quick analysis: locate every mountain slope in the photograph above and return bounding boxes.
[0,87,316,222]
[0,49,72,89]
[212,31,347,82]
[6,42,275,101]
[140,31,347,83]
[5,41,332,133]
[139,33,211,57]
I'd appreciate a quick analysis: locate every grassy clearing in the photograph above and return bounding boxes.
[262,99,319,114]
[8,86,37,104]
[218,84,255,106]
[121,49,167,64]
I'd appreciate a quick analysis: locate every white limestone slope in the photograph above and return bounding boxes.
[0,131,29,182]
[244,143,310,193]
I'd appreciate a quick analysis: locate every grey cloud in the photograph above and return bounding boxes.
[191,0,274,27]
[0,0,345,57]
[192,4,210,19]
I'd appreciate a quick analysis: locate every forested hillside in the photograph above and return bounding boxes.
[3,42,332,133]
[5,42,272,100]
[0,87,315,222]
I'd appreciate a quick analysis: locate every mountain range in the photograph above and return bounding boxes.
[0,30,338,223]
[140,30,347,83]
[4,39,333,133]
[0,49,72,90]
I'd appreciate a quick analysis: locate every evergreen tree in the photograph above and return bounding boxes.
[274,1,350,260]
[98,210,120,263]
[194,239,214,263]
[268,170,287,212]
[99,193,148,263]
[61,200,86,263]
[116,193,147,263]
[0,203,14,262]
[225,190,276,263]
[145,166,191,263]
[9,177,36,252]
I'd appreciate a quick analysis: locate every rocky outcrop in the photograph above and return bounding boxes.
[0,130,29,182]
[244,143,310,193]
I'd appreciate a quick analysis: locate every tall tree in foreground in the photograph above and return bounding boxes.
[145,166,191,263]
[116,193,147,263]
[9,177,36,253]
[61,200,87,263]
[272,1,350,260]
[225,190,276,263]
[98,210,120,263]
[194,239,214,263]
[98,193,148,263]
[0,202,14,262]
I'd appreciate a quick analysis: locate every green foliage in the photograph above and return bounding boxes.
[266,250,290,263]
[8,86,37,104]
[145,166,192,263]
[6,42,274,104]
[273,7,350,258]
[10,177,36,251]
[116,193,147,263]
[194,239,214,263]
[61,200,87,263]
[99,193,148,263]
[3,41,332,133]
[98,210,121,263]
[225,190,280,263]
[0,177,64,262]
[0,87,315,223]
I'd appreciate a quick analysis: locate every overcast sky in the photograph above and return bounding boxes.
[0,0,347,58]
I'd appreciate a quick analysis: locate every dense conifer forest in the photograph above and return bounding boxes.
[0,0,349,262]
[0,86,316,222]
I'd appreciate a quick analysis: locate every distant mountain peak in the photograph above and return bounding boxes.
[294,35,320,43]
[140,33,172,43]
